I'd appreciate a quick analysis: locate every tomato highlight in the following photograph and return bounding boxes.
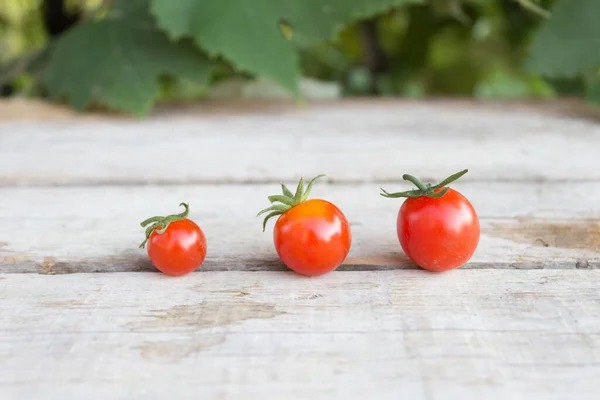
[381,169,480,272]
[139,203,207,276]
[258,175,351,276]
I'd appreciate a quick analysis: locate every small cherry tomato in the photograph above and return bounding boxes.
[381,169,480,272]
[258,175,351,276]
[139,203,207,276]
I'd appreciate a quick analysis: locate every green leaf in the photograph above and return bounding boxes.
[44,0,213,115]
[152,0,298,94]
[151,0,423,95]
[277,0,423,42]
[585,76,600,106]
[526,0,600,77]
[148,0,196,40]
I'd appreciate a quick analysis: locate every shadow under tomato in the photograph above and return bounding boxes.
[338,252,418,271]
[201,256,288,272]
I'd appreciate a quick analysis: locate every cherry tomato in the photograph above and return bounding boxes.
[274,199,351,276]
[139,203,207,276]
[258,175,351,276]
[381,170,480,272]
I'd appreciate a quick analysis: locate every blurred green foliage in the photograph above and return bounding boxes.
[0,0,593,115]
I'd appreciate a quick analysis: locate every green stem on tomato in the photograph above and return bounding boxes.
[139,202,190,248]
[380,169,468,199]
[431,169,468,190]
[257,174,325,232]
[401,174,428,192]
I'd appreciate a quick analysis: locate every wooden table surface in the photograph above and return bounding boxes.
[1,99,599,399]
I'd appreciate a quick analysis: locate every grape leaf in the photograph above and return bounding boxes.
[44,0,213,115]
[152,0,299,95]
[277,0,424,42]
[526,0,600,77]
[151,0,423,95]
[147,0,196,40]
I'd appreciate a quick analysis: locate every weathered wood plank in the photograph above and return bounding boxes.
[1,270,599,399]
[1,101,600,186]
[1,182,599,273]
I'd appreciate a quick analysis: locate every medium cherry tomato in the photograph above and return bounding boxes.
[381,170,480,272]
[139,203,207,276]
[258,175,351,276]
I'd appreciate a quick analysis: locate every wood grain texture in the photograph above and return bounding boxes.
[1,270,599,399]
[1,182,599,273]
[1,101,600,186]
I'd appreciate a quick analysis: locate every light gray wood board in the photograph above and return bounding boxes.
[1,182,599,273]
[1,270,599,400]
[1,102,600,186]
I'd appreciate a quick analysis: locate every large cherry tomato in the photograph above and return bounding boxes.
[139,203,207,276]
[258,175,351,276]
[381,170,479,272]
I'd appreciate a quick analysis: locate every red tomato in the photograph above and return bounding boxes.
[274,199,351,276]
[258,175,351,276]
[381,170,480,272]
[397,188,479,271]
[139,203,207,276]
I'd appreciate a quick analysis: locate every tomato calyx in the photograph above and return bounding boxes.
[380,169,468,199]
[257,174,325,231]
[139,202,190,248]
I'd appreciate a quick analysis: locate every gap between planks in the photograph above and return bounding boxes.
[2,259,596,275]
[2,176,600,189]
